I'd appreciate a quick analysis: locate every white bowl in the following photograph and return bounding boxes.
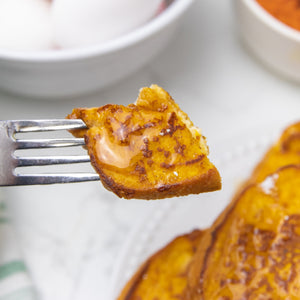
[0,0,193,99]
[234,0,300,83]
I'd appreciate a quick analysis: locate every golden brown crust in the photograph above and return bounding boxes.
[250,122,300,183]
[118,229,204,300]
[187,121,300,299]
[67,85,221,199]
[189,165,300,299]
[90,153,221,200]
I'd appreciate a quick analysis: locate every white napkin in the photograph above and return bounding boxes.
[0,193,36,300]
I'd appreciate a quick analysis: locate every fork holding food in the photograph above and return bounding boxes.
[0,85,221,200]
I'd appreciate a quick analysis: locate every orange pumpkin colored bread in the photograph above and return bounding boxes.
[67,85,221,199]
[118,230,204,300]
[250,122,300,183]
[189,166,300,299]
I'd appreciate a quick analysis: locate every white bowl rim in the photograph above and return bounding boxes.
[0,0,193,62]
[242,0,300,42]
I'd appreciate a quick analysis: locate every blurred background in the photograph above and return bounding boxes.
[0,0,300,299]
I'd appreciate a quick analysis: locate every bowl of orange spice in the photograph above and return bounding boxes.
[234,0,300,82]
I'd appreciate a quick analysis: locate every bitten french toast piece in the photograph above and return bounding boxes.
[188,165,300,300]
[118,229,204,300]
[67,85,221,199]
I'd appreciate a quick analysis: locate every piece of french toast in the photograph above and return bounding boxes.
[67,85,221,199]
[188,165,300,299]
[117,121,300,299]
[250,122,300,183]
[118,229,204,300]
[187,122,300,299]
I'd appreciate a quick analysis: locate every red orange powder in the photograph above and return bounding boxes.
[257,0,300,31]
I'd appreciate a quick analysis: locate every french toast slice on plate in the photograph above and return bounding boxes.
[188,122,300,299]
[188,165,300,299]
[67,85,221,199]
[118,229,204,300]
[250,122,300,183]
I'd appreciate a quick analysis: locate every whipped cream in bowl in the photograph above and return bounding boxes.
[0,0,164,51]
[53,0,163,49]
[0,0,193,98]
[0,0,53,51]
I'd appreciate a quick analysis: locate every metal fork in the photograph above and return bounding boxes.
[0,119,99,186]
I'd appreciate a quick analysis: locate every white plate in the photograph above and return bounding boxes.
[109,128,280,299]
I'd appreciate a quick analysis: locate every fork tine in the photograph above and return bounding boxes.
[15,173,99,185]
[16,138,85,149]
[12,119,86,133]
[0,119,100,186]
[17,155,91,167]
